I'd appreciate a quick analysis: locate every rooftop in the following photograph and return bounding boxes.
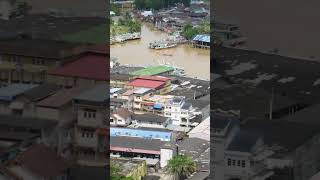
[0,84,38,101]
[132,113,169,123]
[13,143,71,178]
[48,52,108,81]
[23,83,61,102]
[74,84,108,104]
[130,66,174,76]
[0,38,83,59]
[127,79,165,89]
[0,114,57,130]
[37,86,89,108]
[110,136,165,154]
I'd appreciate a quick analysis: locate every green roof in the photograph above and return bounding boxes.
[130,66,174,76]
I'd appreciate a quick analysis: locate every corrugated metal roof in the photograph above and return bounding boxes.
[0,84,38,101]
[133,88,152,94]
[193,34,210,43]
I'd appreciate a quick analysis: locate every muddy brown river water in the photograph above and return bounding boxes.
[111,24,210,80]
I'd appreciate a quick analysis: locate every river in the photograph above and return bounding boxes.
[214,0,320,59]
[110,24,210,80]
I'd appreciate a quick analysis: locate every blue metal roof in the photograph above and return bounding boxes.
[193,34,210,43]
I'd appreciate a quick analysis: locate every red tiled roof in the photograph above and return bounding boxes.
[48,53,108,81]
[127,79,165,89]
[138,76,170,82]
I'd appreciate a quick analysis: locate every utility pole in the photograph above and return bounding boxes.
[269,87,274,120]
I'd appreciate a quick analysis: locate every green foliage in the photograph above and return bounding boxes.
[182,21,210,40]
[166,155,197,180]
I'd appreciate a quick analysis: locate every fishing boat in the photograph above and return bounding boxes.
[154,42,177,50]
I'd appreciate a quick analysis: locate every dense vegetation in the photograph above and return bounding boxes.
[134,0,190,10]
[166,155,197,180]
[182,21,210,39]
[111,12,142,36]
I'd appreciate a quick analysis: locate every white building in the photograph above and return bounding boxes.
[164,96,198,127]
[110,108,132,126]
[212,112,274,180]
[0,0,14,20]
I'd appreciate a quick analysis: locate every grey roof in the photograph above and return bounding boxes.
[0,131,39,141]
[243,118,320,152]
[110,136,165,151]
[213,112,239,130]
[23,83,61,101]
[0,84,38,101]
[0,114,57,130]
[178,138,210,171]
[213,46,320,105]
[227,130,261,153]
[132,113,169,123]
[181,102,192,110]
[0,38,82,59]
[69,165,108,180]
[74,84,108,103]
[188,99,210,110]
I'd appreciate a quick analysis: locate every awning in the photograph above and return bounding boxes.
[153,103,163,109]
[9,101,24,109]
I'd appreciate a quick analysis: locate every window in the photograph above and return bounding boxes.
[84,109,96,119]
[237,160,241,167]
[227,159,231,166]
[32,59,45,65]
[232,160,236,166]
[241,160,246,168]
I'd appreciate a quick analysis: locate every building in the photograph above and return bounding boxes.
[188,116,210,141]
[0,0,14,20]
[48,51,108,88]
[110,127,173,142]
[72,84,108,165]
[164,96,199,127]
[11,83,61,117]
[212,112,274,180]
[132,88,154,110]
[192,34,210,49]
[0,38,86,84]
[110,108,132,126]
[5,143,71,180]
[127,76,171,95]
[0,83,38,115]
[110,73,132,88]
[111,157,147,180]
[130,66,174,76]
[131,113,170,129]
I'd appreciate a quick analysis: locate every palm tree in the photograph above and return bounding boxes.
[166,155,197,180]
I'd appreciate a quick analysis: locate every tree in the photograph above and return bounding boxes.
[182,24,199,40]
[166,155,197,180]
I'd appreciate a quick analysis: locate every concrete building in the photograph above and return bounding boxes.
[72,84,108,165]
[164,96,199,127]
[131,113,170,129]
[110,108,132,126]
